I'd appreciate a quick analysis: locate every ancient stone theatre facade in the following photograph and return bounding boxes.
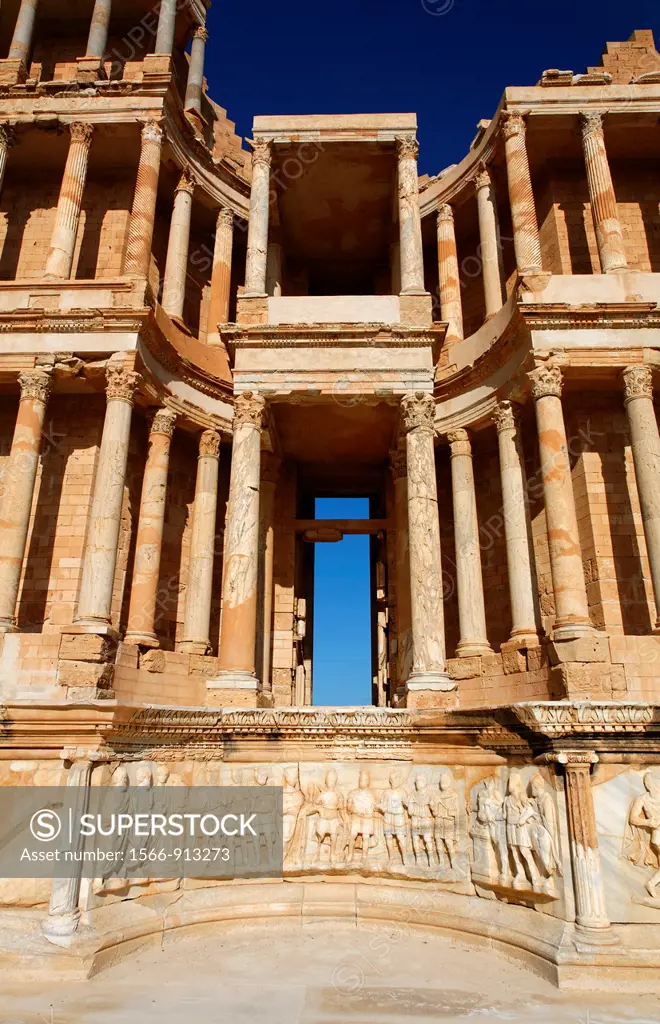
[0,0,659,988]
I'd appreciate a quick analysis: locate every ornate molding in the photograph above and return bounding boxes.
[492,400,518,433]
[447,427,471,456]
[233,391,266,429]
[396,133,419,160]
[513,702,655,736]
[150,408,177,437]
[622,365,653,405]
[69,121,94,147]
[580,110,604,142]
[401,391,435,434]
[141,119,163,145]
[199,428,221,458]
[18,368,52,404]
[528,364,563,400]
[105,365,139,403]
[501,111,526,140]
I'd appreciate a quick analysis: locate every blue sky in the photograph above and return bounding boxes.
[205,0,659,177]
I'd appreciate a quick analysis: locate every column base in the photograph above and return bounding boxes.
[552,619,594,642]
[405,671,457,710]
[455,639,493,658]
[573,923,620,952]
[0,58,27,85]
[41,910,80,946]
[206,669,259,690]
[123,631,159,648]
[406,670,454,691]
[178,639,211,656]
[505,629,542,649]
[206,670,260,709]
[76,55,105,83]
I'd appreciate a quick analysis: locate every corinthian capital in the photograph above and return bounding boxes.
[401,391,435,434]
[193,25,209,42]
[216,206,234,229]
[150,408,177,437]
[233,391,266,429]
[396,134,419,160]
[69,122,94,147]
[176,167,196,195]
[622,365,653,404]
[105,365,140,403]
[437,203,454,225]
[580,111,604,142]
[447,427,471,456]
[199,428,221,458]
[141,119,163,145]
[473,163,492,191]
[528,364,563,400]
[18,368,52,405]
[250,138,272,168]
[501,111,526,141]
[492,400,518,433]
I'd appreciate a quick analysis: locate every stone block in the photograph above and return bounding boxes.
[405,687,458,710]
[57,659,114,691]
[447,656,482,680]
[548,634,609,665]
[501,648,527,675]
[59,632,116,663]
[140,649,165,673]
[189,655,220,678]
[398,292,432,327]
[526,646,547,672]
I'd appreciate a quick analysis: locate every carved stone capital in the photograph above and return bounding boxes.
[501,111,526,140]
[401,391,435,434]
[150,408,177,438]
[233,391,266,430]
[447,427,471,456]
[18,368,52,405]
[437,203,454,225]
[473,163,491,191]
[557,750,599,768]
[492,400,519,433]
[250,138,272,169]
[141,119,163,145]
[216,206,234,229]
[0,123,16,150]
[105,365,139,403]
[528,364,563,400]
[389,448,407,480]
[193,25,209,41]
[580,110,604,142]
[176,167,196,196]
[622,365,653,405]
[396,134,419,161]
[199,428,221,458]
[69,122,94,147]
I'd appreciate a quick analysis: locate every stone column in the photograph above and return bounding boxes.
[0,125,14,199]
[493,401,540,646]
[622,365,660,629]
[528,365,592,640]
[580,112,627,274]
[244,139,272,296]
[44,123,94,280]
[123,120,163,278]
[400,392,452,692]
[474,164,505,317]
[206,207,233,343]
[154,0,176,54]
[8,0,39,63]
[85,0,112,59]
[436,205,463,344]
[501,112,543,275]
[257,453,279,698]
[0,369,52,633]
[397,134,425,294]
[447,428,492,657]
[161,168,195,319]
[266,241,283,297]
[558,751,616,943]
[125,408,177,646]
[75,365,139,630]
[42,754,95,943]
[212,392,266,690]
[179,429,221,655]
[184,25,207,112]
[390,449,413,692]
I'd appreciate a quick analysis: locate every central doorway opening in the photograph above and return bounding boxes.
[312,497,372,706]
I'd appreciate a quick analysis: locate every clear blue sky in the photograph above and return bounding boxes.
[205,0,659,177]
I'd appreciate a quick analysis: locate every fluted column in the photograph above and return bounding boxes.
[179,429,221,655]
[154,0,176,54]
[447,428,492,657]
[390,449,413,692]
[558,751,615,942]
[501,112,543,275]
[206,207,234,343]
[436,205,463,344]
[75,365,139,629]
[580,112,627,274]
[244,139,272,296]
[493,401,540,645]
[397,135,425,294]
[161,168,195,319]
[0,126,14,200]
[44,123,93,280]
[125,409,177,646]
[213,392,265,689]
[474,164,505,317]
[528,365,592,640]
[184,25,208,112]
[401,392,452,692]
[0,369,52,633]
[8,0,39,63]
[622,366,660,629]
[123,120,163,278]
[85,0,112,58]
[257,452,279,697]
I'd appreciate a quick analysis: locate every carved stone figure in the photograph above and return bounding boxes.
[312,769,346,866]
[347,770,377,866]
[624,769,660,900]
[431,770,460,873]
[504,770,541,890]
[282,765,306,864]
[378,770,410,866]
[471,775,508,880]
[529,772,562,893]
[406,774,437,869]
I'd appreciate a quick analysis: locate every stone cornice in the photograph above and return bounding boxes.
[512,701,657,736]
[223,323,446,354]
[519,302,660,331]
[0,306,146,334]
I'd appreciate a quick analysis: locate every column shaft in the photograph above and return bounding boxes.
[580,112,627,273]
[154,0,176,54]
[436,205,463,343]
[43,758,94,941]
[448,428,492,656]
[85,0,112,58]
[184,25,207,111]
[44,123,93,280]
[206,207,234,343]
[397,135,425,294]
[0,369,52,632]
[257,453,279,696]
[493,401,540,644]
[75,365,138,628]
[161,169,195,319]
[390,449,413,690]
[501,112,543,275]
[401,392,451,691]
[125,409,177,646]
[266,241,283,296]
[244,140,271,296]
[622,366,660,628]
[0,126,14,199]
[214,392,265,687]
[474,165,505,317]
[123,120,163,278]
[8,0,38,63]
[528,365,592,640]
[180,429,220,654]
